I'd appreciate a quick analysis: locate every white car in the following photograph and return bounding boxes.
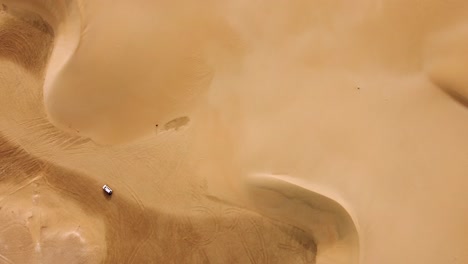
[102,185,113,195]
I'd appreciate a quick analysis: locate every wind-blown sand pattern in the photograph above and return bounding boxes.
[0,1,467,263]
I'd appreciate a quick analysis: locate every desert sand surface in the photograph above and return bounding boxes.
[0,0,468,263]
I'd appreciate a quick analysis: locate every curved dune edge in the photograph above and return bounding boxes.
[245,173,359,264]
[39,1,223,145]
[0,0,81,77]
[423,22,468,108]
[0,3,53,75]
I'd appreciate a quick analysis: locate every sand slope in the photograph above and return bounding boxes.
[1,1,468,263]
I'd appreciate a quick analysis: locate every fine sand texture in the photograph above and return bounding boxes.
[1,1,468,263]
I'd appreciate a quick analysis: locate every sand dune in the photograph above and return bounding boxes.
[0,1,468,263]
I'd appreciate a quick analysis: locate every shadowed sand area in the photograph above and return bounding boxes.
[0,134,319,263]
